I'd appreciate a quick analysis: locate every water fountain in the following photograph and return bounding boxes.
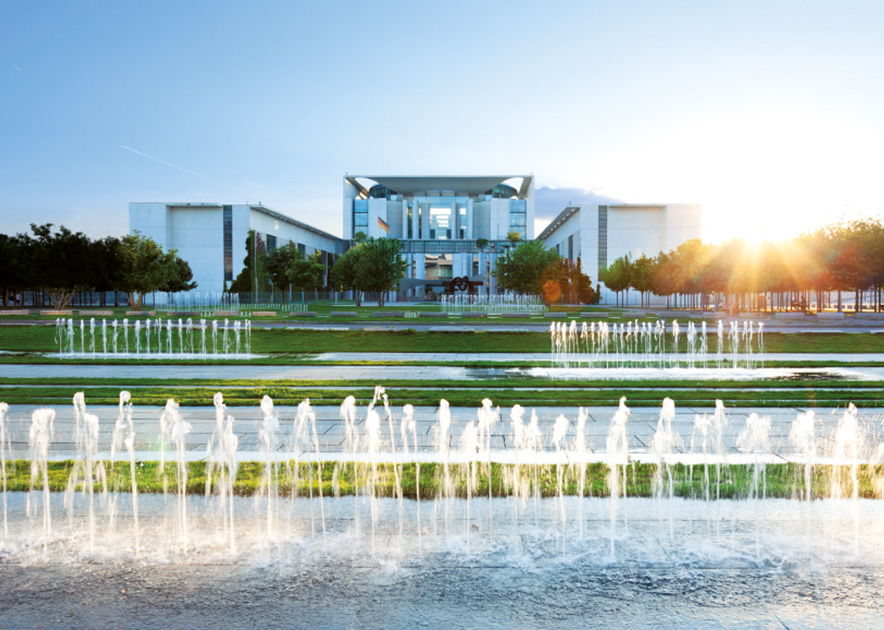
[549,319,764,368]
[2,391,884,628]
[54,317,254,358]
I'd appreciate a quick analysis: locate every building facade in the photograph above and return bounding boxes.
[343,175,534,296]
[538,203,702,306]
[129,202,345,293]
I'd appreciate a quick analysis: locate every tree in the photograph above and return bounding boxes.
[354,237,407,307]
[89,236,122,307]
[28,223,94,310]
[329,245,363,306]
[265,242,301,293]
[475,238,489,251]
[630,254,658,308]
[494,240,560,298]
[161,256,197,293]
[599,255,632,307]
[229,230,269,294]
[115,233,191,310]
[0,233,29,307]
[287,251,326,293]
[329,238,407,307]
[540,257,596,304]
[506,230,522,245]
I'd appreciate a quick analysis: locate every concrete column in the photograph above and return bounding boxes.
[402,203,409,240]
[410,202,417,240]
[452,253,462,278]
[488,253,497,294]
[414,254,426,299]
[466,199,474,240]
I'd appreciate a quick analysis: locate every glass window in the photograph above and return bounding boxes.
[354,213,368,228]
[223,205,233,282]
[430,205,452,240]
[510,199,527,230]
[425,254,453,280]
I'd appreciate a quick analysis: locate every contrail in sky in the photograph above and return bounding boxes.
[120,145,247,193]
[13,64,22,73]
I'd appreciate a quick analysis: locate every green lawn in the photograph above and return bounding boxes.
[7,459,883,500]
[4,324,884,357]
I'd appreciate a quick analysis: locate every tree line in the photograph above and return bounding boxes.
[0,224,195,310]
[599,218,884,312]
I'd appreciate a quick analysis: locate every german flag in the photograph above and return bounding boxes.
[377,217,391,233]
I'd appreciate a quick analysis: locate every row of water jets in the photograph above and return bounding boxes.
[54,318,253,357]
[3,391,883,559]
[441,293,546,315]
[550,319,763,368]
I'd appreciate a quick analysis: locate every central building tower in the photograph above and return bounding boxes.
[343,175,534,296]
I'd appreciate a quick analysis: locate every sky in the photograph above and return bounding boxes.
[2,0,883,244]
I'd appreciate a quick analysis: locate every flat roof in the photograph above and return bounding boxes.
[133,202,343,244]
[346,175,532,197]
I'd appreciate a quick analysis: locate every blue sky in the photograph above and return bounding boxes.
[2,0,883,243]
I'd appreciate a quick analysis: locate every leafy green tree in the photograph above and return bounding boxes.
[329,245,363,306]
[494,240,560,298]
[28,223,94,310]
[89,236,122,306]
[599,255,632,307]
[630,254,658,308]
[264,242,327,299]
[161,256,197,293]
[355,238,407,307]
[288,251,326,293]
[264,242,301,293]
[115,233,190,310]
[329,238,407,307]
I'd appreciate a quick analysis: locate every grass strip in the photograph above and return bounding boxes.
[6,460,883,500]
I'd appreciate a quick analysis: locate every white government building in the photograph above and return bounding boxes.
[128,202,344,293]
[537,203,702,305]
[130,178,701,304]
[343,175,534,296]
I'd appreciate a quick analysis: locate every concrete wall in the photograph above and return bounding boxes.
[167,205,224,292]
[607,206,666,263]
[129,202,171,249]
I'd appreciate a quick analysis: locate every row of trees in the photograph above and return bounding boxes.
[0,224,195,310]
[228,231,327,297]
[600,219,884,312]
[230,231,409,307]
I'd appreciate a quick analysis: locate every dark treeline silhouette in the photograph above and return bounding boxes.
[0,224,195,310]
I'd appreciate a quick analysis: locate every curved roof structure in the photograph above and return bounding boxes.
[345,175,532,198]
